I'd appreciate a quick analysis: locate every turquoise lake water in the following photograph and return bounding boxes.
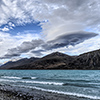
[0,70,100,99]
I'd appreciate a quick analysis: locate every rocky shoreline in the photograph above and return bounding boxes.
[0,84,92,100]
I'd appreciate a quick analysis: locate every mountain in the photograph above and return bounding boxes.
[0,57,39,69]
[27,52,74,69]
[69,49,100,69]
[0,52,74,69]
[1,49,100,69]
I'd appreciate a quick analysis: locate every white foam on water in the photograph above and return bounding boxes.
[19,85,100,100]
[1,76,37,80]
[22,77,37,79]
[0,79,63,85]
[1,78,100,100]
[0,79,18,82]
[31,77,37,79]
[1,76,21,79]
[22,80,63,85]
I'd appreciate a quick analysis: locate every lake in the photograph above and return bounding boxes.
[0,70,100,99]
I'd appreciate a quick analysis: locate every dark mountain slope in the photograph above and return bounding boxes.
[69,49,100,69]
[29,52,74,69]
[6,52,74,69]
[0,57,39,69]
[1,49,100,69]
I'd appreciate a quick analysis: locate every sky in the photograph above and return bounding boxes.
[0,0,100,64]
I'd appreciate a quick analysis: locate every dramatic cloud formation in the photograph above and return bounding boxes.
[0,32,40,58]
[0,39,44,59]
[2,31,97,59]
[45,31,97,50]
[0,0,100,63]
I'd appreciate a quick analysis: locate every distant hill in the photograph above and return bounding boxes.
[26,52,74,69]
[69,49,100,69]
[1,49,100,69]
[0,57,39,69]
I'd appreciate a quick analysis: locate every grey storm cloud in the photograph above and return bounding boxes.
[1,31,97,59]
[31,50,44,56]
[1,54,20,59]
[0,39,44,59]
[42,31,98,50]
[17,40,44,53]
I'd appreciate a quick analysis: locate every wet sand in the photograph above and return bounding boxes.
[0,84,91,100]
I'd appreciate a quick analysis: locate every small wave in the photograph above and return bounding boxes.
[0,79,63,86]
[19,85,100,100]
[0,79,16,83]
[23,81,63,85]
[22,77,37,79]
[1,76,37,80]
[31,77,37,79]
[44,78,91,83]
[62,83,97,88]
[17,80,63,85]
[22,77,31,79]
[1,76,21,79]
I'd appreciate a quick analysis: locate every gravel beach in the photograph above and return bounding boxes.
[0,84,91,100]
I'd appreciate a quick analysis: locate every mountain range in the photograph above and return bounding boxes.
[1,49,100,69]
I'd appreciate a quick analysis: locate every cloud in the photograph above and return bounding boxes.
[39,0,100,41]
[0,31,41,59]
[0,22,15,32]
[0,38,3,42]
[1,39,44,59]
[64,34,100,55]
[31,50,44,56]
[0,0,100,60]
[0,0,100,36]
[1,31,97,58]
[1,54,20,59]
[42,31,97,50]
[0,0,100,33]
[0,26,9,31]
[8,22,15,27]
